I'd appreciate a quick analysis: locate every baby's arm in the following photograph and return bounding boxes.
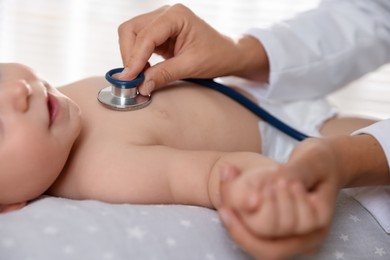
[155,146,279,209]
[99,144,276,209]
[93,144,274,208]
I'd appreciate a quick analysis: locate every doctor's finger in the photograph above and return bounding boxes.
[273,179,297,236]
[292,182,317,235]
[138,57,186,95]
[119,16,147,58]
[220,208,323,260]
[118,6,170,79]
[121,5,194,80]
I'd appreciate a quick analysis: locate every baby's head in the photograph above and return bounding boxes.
[0,63,81,212]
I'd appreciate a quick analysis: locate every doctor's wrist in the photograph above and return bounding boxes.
[327,135,390,188]
[233,35,269,83]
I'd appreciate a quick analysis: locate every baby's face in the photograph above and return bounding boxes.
[0,63,81,205]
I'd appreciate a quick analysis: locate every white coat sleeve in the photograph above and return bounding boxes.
[246,0,390,100]
[353,119,390,170]
[349,120,390,234]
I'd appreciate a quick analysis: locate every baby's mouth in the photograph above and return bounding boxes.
[47,93,60,127]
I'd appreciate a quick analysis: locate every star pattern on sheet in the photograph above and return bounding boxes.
[2,196,390,259]
[339,234,349,242]
[166,237,177,247]
[332,213,390,259]
[374,247,386,257]
[180,220,192,228]
[348,214,360,223]
[126,226,146,240]
[43,226,59,235]
[211,217,221,224]
[334,250,345,259]
[63,245,75,255]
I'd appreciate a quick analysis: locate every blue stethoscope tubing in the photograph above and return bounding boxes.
[100,67,309,141]
[184,78,310,141]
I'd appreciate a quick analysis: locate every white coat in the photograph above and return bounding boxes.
[247,0,390,167]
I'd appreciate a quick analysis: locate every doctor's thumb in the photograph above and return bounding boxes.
[138,59,183,95]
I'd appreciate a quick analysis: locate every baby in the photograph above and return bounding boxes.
[0,62,266,212]
[0,63,375,251]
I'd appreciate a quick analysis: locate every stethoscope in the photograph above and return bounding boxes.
[98,68,151,110]
[98,67,310,141]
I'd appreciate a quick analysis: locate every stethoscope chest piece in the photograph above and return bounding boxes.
[98,68,151,111]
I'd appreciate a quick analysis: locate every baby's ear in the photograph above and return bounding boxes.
[0,202,27,213]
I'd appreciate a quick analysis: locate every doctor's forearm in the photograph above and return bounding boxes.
[232,35,270,83]
[330,135,390,188]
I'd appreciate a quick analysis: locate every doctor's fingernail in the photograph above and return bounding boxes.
[144,80,155,94]
[118,67,131,79]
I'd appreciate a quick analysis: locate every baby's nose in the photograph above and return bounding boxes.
[0,80,31,112]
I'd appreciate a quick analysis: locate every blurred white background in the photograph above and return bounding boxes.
[0,0,389,119]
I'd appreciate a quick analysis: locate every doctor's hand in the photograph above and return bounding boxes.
[218,168,330,260]
[218,138,344,259]
[117,4,269,95]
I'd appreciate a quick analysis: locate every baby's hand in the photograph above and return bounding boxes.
[220,164,322,238]
[240,178,321,238]
[219,164,271,214]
